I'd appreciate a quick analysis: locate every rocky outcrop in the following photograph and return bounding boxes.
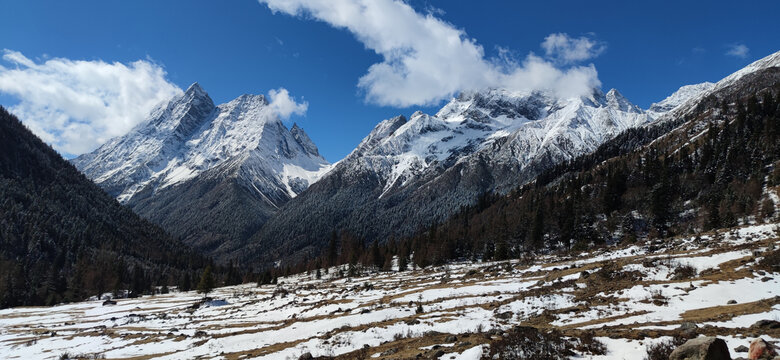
[670,337,731,360]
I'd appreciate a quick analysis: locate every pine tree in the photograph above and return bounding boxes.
[370,240,383,270]
[529,207,545,248]
[197,266,215,297]
[327,231,338,267]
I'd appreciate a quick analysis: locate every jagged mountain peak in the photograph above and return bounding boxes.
[290,123,320,157]
[185,81,207,95]
[73,83,329,204]
[327,83,653,199]
[349,115,407,157]
[605,88,642,114]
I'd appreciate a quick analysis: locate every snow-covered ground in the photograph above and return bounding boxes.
[0,223,778,360]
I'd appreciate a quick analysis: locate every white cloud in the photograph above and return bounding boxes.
[725,43,749,58]
[258,0,602,107]
[0,50,181,155]
[268,87,308,120]
[541,33,605,64]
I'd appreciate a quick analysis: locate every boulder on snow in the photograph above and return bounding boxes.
[748,338,777,360]
[735,345,749,352]
[670,336,731,360]
[750,320,780,330]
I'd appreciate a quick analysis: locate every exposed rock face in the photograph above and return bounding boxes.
[669,337,731,360]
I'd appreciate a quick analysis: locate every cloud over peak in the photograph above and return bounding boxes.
[0,50,181,155]
[268,87,308,120]
[258,0,603,107]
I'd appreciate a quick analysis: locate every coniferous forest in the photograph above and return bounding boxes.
[0,106,217,308]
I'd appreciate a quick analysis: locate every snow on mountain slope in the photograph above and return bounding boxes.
[652,50,780,122]
[647,82,715,116]
[334,87,651,197]
[72,83,329,205]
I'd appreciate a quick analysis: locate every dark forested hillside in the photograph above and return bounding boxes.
[0,107,209,308]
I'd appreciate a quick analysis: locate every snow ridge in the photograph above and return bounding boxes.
[329,87,660,197]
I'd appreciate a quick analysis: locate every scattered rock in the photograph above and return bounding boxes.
[495,311,513,320]
[679,321,699,335]
[102,299,117,306]
[728,300,738,305]
[380,348,399,356]
[298,352,313,360]
[735,345,749,352]
[669,336,731,360]
[431,349,445,359]
[750,320,780,330]
[194,330,207,337]
[748,338,777,360]
[444,335,457,343]
[761,277,772,282]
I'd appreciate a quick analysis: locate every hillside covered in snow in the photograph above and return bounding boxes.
[1,223,777,359]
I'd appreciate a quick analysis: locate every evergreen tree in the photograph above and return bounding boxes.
[197,266,215,297]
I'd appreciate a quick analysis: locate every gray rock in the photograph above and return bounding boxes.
[679,321,700,335]
[734,345,749,352]
[727,300,737,305]
[669,336,731,360]
[298,352,313,360]
[751,320,780,330]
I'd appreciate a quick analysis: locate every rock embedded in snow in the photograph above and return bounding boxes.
[669,336,732,360]
[748,338,777,360]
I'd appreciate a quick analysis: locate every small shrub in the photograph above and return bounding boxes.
[758,248,780,272]
[670,263,697,280]
[646,289,669,306]
[644,336,687,360]
[574,331,607,356]
[482,326,580,360]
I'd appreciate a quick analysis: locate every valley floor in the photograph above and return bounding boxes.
[1,223,778,360]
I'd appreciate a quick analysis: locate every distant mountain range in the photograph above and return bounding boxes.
[240,83,717,264]
[70,50,780,266]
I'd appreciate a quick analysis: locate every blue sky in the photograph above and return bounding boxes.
[1,0,778,161]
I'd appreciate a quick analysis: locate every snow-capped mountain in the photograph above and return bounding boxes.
[73,83,329,204]
[72,83,329,256]
[343,87,652,196]
[246,84,690,264]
